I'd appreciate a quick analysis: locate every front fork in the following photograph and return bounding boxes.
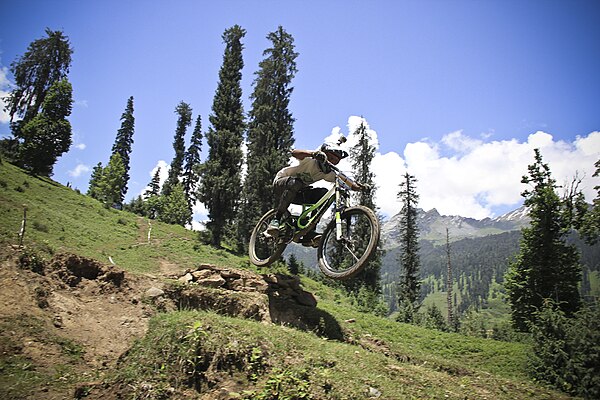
[334,182,348,241]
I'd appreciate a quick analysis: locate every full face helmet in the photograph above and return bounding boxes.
[320,143,349,161]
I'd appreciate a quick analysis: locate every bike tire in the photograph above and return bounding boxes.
[248,209,288,267]
[317,206,380,280]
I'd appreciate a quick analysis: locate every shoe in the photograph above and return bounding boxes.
[300,231,322,248]
[264,219,280,238]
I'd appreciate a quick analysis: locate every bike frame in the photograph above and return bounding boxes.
[286,164,350,242]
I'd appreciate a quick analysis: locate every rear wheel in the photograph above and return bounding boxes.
[317,206,379,280]
[249,209,288,267]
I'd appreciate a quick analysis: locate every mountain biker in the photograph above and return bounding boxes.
[266,139,365,247]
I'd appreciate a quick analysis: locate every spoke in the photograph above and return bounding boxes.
[343,243,360,262]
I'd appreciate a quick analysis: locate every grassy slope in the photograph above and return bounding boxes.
[0,162,572,399]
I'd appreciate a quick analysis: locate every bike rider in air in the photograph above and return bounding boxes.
[265,137,366,247]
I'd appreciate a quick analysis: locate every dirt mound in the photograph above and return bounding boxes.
[0,247,335,399]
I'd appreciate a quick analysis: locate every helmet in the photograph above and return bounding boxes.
[320,143,348,160]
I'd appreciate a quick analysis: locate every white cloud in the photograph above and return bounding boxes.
[75,143,86,150]
[68,163,90,178]
[333,116,600,220]
[139,160,170,198]
[0,64,13,124]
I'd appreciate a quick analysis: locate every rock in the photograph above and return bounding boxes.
[368,387,381,398]
[192,270,226,288]
[145,287,165,298]
[178,273,193,284]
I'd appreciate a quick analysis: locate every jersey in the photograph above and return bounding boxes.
[274,155,336,185]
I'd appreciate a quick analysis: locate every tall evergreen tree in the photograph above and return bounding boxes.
[145,167,162,198]
[4,29,72,139]
[143,167,162,219]
[18,78,73,175]
[345,121,382,297]
[163,101,192,196]
[505,149,582,331]
[110,96,135,205]
[580,158,600,244]
[197,25,246,247]
[182,115,203,212]
[396,172,421,322]
[236,26,298,252]
[87,162,104,200]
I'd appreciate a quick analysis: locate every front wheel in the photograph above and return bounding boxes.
[249,209,288,267]
[317,206,380,280]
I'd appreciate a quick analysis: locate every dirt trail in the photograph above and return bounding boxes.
[0,248,159,399]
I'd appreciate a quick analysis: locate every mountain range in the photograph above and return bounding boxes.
[381,206,531,249]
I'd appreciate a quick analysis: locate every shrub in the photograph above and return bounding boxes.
[529,300,600,398]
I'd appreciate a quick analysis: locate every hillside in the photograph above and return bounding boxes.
[0,161,574,399]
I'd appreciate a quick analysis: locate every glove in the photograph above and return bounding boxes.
[312,150,327,163]
[357,183,372,192]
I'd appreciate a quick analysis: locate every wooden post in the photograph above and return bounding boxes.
[18,205,27,247]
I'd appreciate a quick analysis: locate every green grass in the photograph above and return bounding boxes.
[114,310,569,399]
[0,162,246,273]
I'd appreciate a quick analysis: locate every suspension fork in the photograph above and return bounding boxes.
[334,180,348,241]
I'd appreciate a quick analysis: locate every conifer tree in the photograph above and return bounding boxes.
[163,101,192,196]
[236,26,298,252]
[345,121,382,298]
[87,162,104,199]
[145,167,162,198]
[505,149,582,331]
[143,167,162,219]
[4,29,72,139]
[287,253,301,275]
[580,158,600,244]
[182,115,203,212]
[18,78,73,175]
[197,25,246,247]
[110,96,135,205]
[396,172,421,322]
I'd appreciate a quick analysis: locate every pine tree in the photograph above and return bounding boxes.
[345,121,382,298]
[145,167,162,198]
[182,115,203,213]
[163,101,192,196]
[110,96,135,205]
[87,162,104,199]
[197,25,246,247]
[580,158,600,244]
[18,78,73,175]
[505,149,582,331]
[4,29,73,139]
[143,167,162,219]
[396,172,421,322]
[236,26,298,252]
[287,253,300,275]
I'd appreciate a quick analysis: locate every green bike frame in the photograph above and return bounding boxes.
[288,171,350,241]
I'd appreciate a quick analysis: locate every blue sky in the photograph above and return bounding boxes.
[1,0,599,223]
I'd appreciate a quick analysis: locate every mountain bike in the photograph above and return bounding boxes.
[248,163,380,280]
